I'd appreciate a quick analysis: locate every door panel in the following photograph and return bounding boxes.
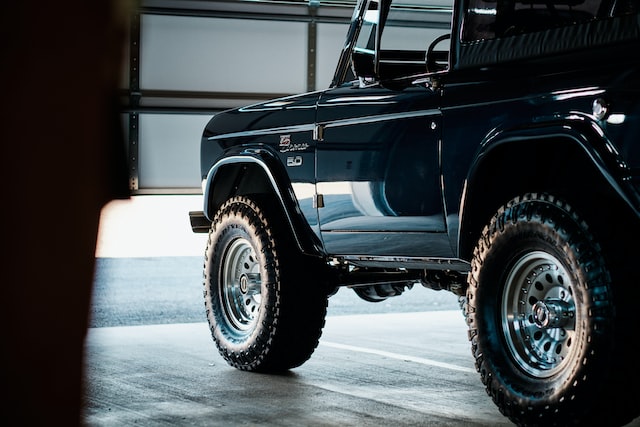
[316,84,452,256]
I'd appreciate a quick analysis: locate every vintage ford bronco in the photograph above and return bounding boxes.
[189,0,640,424]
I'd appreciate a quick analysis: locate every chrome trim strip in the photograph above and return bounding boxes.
[207,123,316,141]
[338,255,471,271]
[321,109,441,130]
[208,109,440,142]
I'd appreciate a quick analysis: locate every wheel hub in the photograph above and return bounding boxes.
[240,274,248,293]
[532,299,574,329]
[239,273,260,294]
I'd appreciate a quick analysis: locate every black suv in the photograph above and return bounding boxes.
[189,0,640,425]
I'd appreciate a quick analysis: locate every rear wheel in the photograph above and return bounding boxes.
[203,195,328,372]
[465,193,635,426]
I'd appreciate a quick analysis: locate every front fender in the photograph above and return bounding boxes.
[204,148,325,258]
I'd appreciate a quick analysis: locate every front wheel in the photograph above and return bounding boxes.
[203,195,328,372]
[465,193,633,426]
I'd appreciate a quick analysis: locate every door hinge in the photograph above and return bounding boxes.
[313,124,324,141]
[313,193,324,208]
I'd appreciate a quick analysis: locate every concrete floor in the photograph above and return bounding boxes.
[83,311,512,426]
[85,196,640,426]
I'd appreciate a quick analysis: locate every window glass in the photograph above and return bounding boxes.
[375,0,453,78]
[383,0,451,50]
[354,0,379,55]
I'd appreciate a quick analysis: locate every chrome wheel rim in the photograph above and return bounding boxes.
[501,251,578,378]
[221,238,262,332]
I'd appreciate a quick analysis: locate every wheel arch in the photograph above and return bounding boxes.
[458,119,637,261]
[204,149,325,257]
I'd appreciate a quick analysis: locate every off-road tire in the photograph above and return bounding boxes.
[203,195,328,372]
[464,193,628,426]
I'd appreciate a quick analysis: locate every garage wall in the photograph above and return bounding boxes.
[134,14,314,192]
[140,15,309,94]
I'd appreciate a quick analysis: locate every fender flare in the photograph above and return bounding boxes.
[204,148,325,258]
[458,116,638,258]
